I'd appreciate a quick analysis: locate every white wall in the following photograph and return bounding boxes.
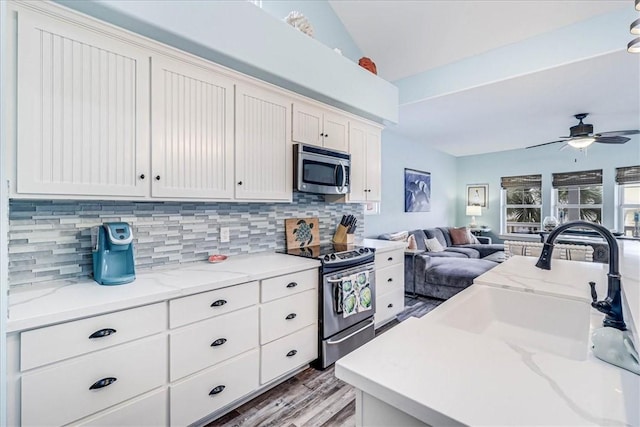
[455,136,640,242]
[364,130,458,237]
[0,0,8,422]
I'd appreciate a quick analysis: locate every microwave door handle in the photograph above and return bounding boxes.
[340,162,347,190]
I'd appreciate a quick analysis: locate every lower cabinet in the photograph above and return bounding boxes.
[374,249,405,328]
[261,325,318,384]
[76,389,168,427]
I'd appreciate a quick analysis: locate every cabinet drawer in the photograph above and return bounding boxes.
[76,389,168,427]
[260,289,317,344]
[21,335,167,427]
[261,325,317,384]
[170,306,259,381]
[170,350,259,427]
[376,263,404,295]
[375,289,405,328]
[170,281,259,328]
[261,269,318,303]
[20,302,166,371]
[375,249,404,269]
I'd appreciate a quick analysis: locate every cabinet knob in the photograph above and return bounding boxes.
[210,299,227,307]
[285,313,297,320]
[155,175,161,181]
[88,328,117,339]
[320,133,325,137]
[209,385,226,396]
[286,282,298,288]
[388,303,393,308]
[324,134,328,138]
[237,181,243,185]
[139,174,145,180]
[89,377,117,390]
[286,349,298,357]
[387,278,393,282]
[210,338,227,347]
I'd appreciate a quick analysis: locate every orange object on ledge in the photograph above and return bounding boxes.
[358,57,377,75]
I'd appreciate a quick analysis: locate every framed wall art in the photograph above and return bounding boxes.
[404,168,431,212]
[467,184,488,208]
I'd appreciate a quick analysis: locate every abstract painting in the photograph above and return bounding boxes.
[405,168,431,212]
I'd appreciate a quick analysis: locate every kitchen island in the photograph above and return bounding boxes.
[335,240,640,426]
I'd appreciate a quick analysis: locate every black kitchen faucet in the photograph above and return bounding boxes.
[535,220,626,331]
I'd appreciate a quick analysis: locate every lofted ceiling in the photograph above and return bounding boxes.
[328,0,640,156]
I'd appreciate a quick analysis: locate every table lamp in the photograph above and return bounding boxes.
[466,205,482,228]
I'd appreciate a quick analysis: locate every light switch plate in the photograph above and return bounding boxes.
[220,227,230,243]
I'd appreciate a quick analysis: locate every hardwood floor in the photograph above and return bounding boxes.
[207,296,443,427]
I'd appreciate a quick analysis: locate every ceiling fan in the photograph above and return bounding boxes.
[526,113,639,150]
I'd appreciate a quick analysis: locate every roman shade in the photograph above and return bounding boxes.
[615,166,640,184]
[500,174,542,189]
[552,169,602,188]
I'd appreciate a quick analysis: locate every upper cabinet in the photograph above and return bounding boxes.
[16,10,150,197]
[235,83,292,201]
[150,54,235,199]
[292,102,348,152]
[347,121,382,203]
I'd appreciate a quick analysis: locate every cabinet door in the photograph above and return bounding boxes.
[16,10,150,197]
[365,125,382,202]
[151,55,234,199]
[348,123,368,202]
[235,83,292,201]
[292,102,323,147]
[322,111,349,152]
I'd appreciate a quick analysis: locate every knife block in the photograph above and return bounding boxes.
[332,225,354,244]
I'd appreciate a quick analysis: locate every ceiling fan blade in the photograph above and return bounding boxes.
[594,136,630,144]
[594,130,639,137]
[559,143,569,151]
[525,140,566,149]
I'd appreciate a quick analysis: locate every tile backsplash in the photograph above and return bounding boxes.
[8,194,364,287]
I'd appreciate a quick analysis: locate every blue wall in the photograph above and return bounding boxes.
[455,136,640,242]
[364,130,458,237]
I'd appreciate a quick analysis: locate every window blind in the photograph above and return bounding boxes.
[500,174,542,189]
[615,165,640,184]
[552,169,602,188]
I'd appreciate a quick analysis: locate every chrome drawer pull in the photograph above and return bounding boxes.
[285,313,297,320]
[88,328,117,339]
[209,385,225,396]
[210,299,227,307]
[89,377,117,390]
[286,350,297,357]
[210,338,227,347]
[286,281,298,288]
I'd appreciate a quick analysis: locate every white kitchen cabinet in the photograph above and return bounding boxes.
[235,83,292,200]
[348,120,382,202]
[75,389,168,427]
[260,289,317,344]
[292,102,349,152]
[16,9,150,197]
[150,54,235,199]
[260,325,317,384]
[374,248,405,328]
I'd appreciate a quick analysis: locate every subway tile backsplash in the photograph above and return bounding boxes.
[8,194,364,288]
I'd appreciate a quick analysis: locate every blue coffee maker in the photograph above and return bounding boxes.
[92,222,136,285]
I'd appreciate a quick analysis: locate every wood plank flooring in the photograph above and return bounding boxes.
[207,296,443,427]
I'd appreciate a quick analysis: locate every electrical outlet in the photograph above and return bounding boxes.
[220,227,230,243]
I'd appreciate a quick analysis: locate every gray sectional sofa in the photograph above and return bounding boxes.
[380,227,505,300]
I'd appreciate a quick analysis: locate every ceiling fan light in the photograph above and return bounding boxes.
[567,137,595,149]
[636,0,640,11]
[632,18,640,35]
[629,37,640,53]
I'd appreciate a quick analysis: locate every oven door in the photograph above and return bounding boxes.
[319,317,375,369]
[321,263,376,340]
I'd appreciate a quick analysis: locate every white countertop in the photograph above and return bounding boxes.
[361,238,407,253]
[8,252,320,333]
[335,246,640,427]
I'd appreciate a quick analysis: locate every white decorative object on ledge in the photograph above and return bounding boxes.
[285,11,314,37]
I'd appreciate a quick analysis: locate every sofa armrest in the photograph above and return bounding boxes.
[477,236,492,244]
[404,253,432,292]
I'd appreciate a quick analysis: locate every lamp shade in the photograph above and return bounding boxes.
[466,205,482,216]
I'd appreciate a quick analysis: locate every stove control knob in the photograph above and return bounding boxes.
[359,248,364,253]
[363,248,369,252]
[330,254,336,260]
[324,255,330,261]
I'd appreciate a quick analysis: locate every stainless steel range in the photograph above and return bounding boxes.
[279,243,376,369]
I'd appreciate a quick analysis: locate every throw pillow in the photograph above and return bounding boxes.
[407,234,417,250]
[424,237,444,252]
[387,231,409,242]
[450,227,473,245]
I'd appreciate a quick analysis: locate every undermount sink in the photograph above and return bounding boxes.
[430,285,591,360]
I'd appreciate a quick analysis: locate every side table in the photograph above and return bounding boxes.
[469,227,491,237]
[404,249,426,298]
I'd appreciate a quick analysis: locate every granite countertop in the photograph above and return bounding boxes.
[335,243,640,427]
[7,252,320,333]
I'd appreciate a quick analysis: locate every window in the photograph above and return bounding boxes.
[501,174,542,234]
[616,166,640,237]
[552,169,603,224]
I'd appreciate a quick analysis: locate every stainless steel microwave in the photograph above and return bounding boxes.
[294,144,350,195]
